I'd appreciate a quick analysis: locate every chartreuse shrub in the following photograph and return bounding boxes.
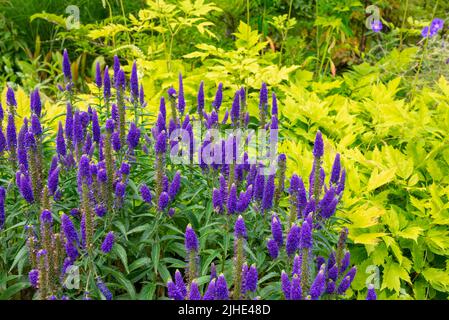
[275,52,449,299]
[0,48,377,300]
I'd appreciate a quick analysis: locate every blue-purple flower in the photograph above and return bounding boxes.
[101,231,115,253]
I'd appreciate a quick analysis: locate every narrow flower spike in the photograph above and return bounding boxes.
[103,66,111,100]
[286,224,300,257]
[234,215,247,239]
[0,187,5,230]
[168,171,181,200]
[262,174,275,212]
[95,62,102,88]
[271,214,283,247]
[188,280,202,300]
[101,231,115,253]
[29,269,39,288]
[96,277,113,300]
[155,130,166,154]
[91,110,101,144]
[215,274,229,300]
[47,167,59,195]
[366,284,377,300]
[227,184,237,215]
[167,280,184,300]
[212,82,223,110]
[56,122,66,157]
[6,87,17,107]
[158,192,169,211]
[203,279,216,300]
[313,130,324,158]
[140,184,152,204]
[231,92,240,124]
[330,153,341,185]
[130,61,139,98]
[62,49,72,80]
[299,220,312,249]
[197,81,204,116]
[309,267,326,300]
[290,274,302,300]
[127,122,141,150]
[245,264,258,292]
[175,269,187,298]
[267,238,279,259]
[30,89,42,117]
[281,270,291,300]
[185,224,199,253]
[271,92,278,115]
[177,73,185,115]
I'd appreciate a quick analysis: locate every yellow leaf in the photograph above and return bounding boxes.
[367,167,396,192]
[353,232,388,245]
[396,226,423,242]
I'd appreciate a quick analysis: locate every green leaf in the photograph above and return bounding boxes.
[381,260,411,293]
[367,167,396,192]
[113,244,129,274]
[422,268,449,292]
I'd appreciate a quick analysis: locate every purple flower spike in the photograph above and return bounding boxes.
[20,174,34,203]
[168,171,181,200]
[103,66,111,100]
[267,238,279,259]
[0,187,5,230]
[212,83,223,110]
[6,114,17,152]
[91,110,100,144]
[197,81,204,116]
[203,279,216,300]
[6,87,17,107]
[259,82,268,107]
[313,131,324,158]
[155,130,166,154]
[130,61,139,98]
[286,224,300,257]
[262,174,275,212]
[175,269,187,298]
[47,167,60,195]
[292,254,301,276]
[78,155,91,181]
[95,62,102,88]
[101,231,115,253]
[115,181,126,198]
[158,192,169,211]
[234,215,247,239]
[177,73,185,115]
[227,184,237,215]
[245,265,258,292]
[96,278,113,300]
[140,184,152,204]
[215,274,229,300]
[127,122,141,150]
[309,267,326,300]
[111,132,121,152]
[340,251,351,273]
[212,188,223,212]
[29,269,39,288]
[231,92,240,124]
[299,220,312,249]
[189,280,202,300]
[30,89,42,117]
[62,49,72,80]
[167,280,183,300]
[56,122,66,156]
[271,92,278,115]
[366,284,377,300]
[290,274,302,300]
[120,162,130,175]
[281,271,291,300]
[271,214,283,247]
[40,209,53,225]
[330,153,341,185]
[95,205,107,217]
[185,224,199,253]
